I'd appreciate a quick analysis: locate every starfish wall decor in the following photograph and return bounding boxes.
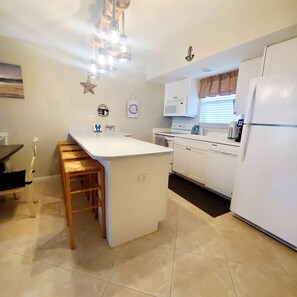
[80,77,97,94]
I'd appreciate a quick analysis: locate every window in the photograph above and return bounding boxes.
[199,94,236,125]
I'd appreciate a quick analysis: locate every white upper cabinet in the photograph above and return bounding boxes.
[164,78,198,117]
[262,37,297,76]
[235,57,263,115]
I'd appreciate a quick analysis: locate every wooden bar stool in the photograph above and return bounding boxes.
[59,150,91,203]
[63,159,106,249]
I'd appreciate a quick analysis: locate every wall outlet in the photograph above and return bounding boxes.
[137,173,148,182]
[89,114,95,121]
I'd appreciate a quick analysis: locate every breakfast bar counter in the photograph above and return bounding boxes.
[69,129,173,248]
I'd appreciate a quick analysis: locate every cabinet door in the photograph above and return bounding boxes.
[235,57,262,115]
[263,37,297,76]
[172,144,188,176]
[165,78,189,101]
[187,147,206,184]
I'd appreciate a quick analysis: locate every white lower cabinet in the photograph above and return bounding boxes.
[173,138,208,184]
[173,136,239,198]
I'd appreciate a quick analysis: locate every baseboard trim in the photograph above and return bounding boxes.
[35,175,60,182]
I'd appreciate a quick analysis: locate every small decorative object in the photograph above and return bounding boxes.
[127,94,139,118]
[191,124,200,135]
[97,104,109,117]
[105,125,115,132]
[80,77,97,94]
[185,46,195,62]
[93,124,102,132]
[0,62,24,99]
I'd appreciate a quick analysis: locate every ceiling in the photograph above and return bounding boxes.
[0,0,297,83]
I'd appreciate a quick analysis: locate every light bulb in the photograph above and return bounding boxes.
[110,29,119,43]
[98,54,106,66]
[90,63,97,73]
[120,43,127,53]
[107,55,114,65]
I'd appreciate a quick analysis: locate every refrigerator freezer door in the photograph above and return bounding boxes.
[246,72,297,126]
[231,125,297,248]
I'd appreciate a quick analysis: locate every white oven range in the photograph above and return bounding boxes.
[153,123,193,173]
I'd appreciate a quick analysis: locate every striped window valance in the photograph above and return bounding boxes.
[199,70,239,99]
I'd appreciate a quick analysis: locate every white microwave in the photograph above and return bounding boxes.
[163,78,198,117]
[164,100,189,116]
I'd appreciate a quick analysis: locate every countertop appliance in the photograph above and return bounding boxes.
[235,119,244,142]
[227,121,238,139]
[231,72,297,250]
[163,78,198,117]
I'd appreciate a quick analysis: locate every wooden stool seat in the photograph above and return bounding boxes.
[60,150,91,199]
[64,159,103,174]
[61,150,90,161]
[59,144,82,152]
[58,141,77,146]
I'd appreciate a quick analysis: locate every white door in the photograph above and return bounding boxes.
[235,57,262,115]
[263,37,297,76]
[173,144,188,176]
[231,125,297,247]
[246,73,297,125]
[187,147,206,184]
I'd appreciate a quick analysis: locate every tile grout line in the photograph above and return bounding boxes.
[107,282,157,297]
[214,218,239,297]
[168,194,181,297]
[261,232,293,279]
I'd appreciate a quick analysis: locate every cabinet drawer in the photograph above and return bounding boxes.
[174,137,208,150]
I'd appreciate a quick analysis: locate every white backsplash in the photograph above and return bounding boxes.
[172,117,229,137]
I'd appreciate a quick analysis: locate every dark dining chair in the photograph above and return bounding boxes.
[0,137,38,217]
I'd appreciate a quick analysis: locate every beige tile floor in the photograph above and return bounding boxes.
[0,177,296,297]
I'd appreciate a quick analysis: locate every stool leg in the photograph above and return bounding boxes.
[65,172,75,249]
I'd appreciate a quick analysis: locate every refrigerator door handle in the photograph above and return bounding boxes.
[241,84,257,161]
[245,82,257,126]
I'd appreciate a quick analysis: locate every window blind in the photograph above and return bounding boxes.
[200,95,235,124]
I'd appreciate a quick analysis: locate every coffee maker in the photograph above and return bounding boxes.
[235,119,244,142]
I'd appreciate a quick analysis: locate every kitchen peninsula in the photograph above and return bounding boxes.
[69,129,173,248]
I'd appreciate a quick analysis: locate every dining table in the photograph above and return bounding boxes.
[0,144,24,163]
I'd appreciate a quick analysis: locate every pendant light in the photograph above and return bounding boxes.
[85,0,131,83]
[118,12,131,63]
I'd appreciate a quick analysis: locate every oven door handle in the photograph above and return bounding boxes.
[164,137,174,148]
[165,137,174,141]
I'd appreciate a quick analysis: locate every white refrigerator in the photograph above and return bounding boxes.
[231,72,297,250]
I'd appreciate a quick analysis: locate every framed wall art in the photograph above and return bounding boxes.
[0,62,24,99]
[127,98,139,118]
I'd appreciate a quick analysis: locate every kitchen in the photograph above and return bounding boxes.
[1,1,297,296]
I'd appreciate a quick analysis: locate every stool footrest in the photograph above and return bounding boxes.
[72,205,99,213]
[70,185,100,195]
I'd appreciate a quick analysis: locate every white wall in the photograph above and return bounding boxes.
[143,0,297,79]
[0,35,170,177]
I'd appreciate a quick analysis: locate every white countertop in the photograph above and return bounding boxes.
[154,130,240,147]
[174,134,240,147]
[69,129,173,159]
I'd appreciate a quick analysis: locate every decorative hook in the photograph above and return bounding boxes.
[185,46,195,62]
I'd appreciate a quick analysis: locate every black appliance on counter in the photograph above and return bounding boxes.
[235,119,244,142]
